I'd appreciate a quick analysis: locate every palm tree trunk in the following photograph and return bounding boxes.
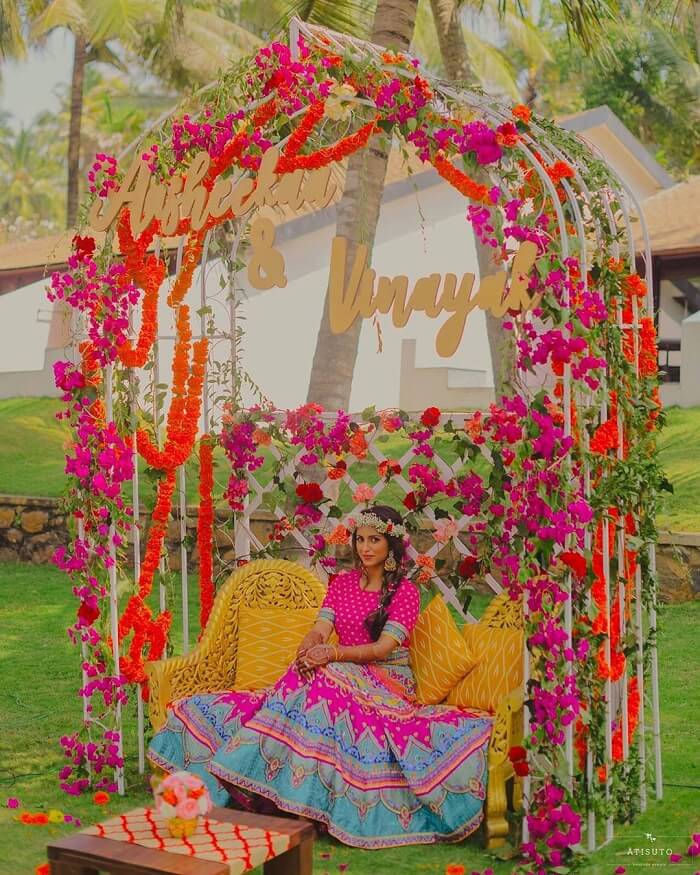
[429,0,512,400]
[429,0,471,82]
[306,0,419,409]
[693,1,700,64]
[66,31,87,229]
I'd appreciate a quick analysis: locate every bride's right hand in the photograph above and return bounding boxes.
[297,630,323,659]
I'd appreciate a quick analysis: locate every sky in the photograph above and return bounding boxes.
[0,31,73,129]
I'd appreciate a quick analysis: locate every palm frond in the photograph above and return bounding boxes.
[411,0,444,73]
[273,0,375,40]
[30,0,88,38]
[460,0,613,50]
[462,27,520,96]
[0,0,27,60]
[487,0,552,67]
[166,8,263,83]
[86,0,159,45]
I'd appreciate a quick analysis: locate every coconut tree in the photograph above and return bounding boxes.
[302,0,617,408]
[0,120,64,223]
[303,0,421,410]
[22,0,259,228]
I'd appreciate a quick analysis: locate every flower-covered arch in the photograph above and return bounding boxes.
[50,18,665,872]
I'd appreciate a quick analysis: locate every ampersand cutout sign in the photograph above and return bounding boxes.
[248,217,288,290]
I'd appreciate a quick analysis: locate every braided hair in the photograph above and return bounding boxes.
[351,505,408,641]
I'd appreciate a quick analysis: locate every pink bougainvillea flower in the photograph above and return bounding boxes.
[6,798,19,809]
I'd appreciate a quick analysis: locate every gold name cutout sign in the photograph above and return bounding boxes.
[87,146,337,236]
[88,145,540,357]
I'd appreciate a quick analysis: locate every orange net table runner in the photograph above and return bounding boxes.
[83,807,291,874]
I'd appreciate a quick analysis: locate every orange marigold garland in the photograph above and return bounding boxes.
[116,214,166,368]
[197,435,215,630]
[118,468,177,686]
[137,305,209,472]
[431,154,491,203]
[611,677,640,762]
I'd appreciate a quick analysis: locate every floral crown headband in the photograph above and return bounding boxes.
[350,511,408,539]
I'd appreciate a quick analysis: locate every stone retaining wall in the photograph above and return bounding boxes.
[1,494,698,603]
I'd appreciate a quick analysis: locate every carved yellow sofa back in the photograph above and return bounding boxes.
[145,558,523,848]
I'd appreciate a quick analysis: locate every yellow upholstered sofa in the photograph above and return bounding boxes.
[145,559,524,848]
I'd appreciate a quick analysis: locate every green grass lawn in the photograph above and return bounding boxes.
[0,562,698,874]
[0,397,698,532]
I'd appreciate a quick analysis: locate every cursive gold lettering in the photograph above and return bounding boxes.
[327,235,539,357]
[248,217,287,290]
[276,169,305,211]
[87,146,342,236]
[161,176,184,235]
[301,164,337,209]
[502,241,539,312]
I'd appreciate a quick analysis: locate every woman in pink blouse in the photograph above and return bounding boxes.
[149,505,492,849]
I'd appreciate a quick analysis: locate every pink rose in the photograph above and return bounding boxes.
[176,798,200,820]
[352,484,374,503]
[433,518,459,543]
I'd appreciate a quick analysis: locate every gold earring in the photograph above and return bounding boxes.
[384,551,397,572]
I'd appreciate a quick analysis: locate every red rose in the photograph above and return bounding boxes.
[420,406,441,427]
[458,556,479,579]
[559,550,587,579]
[513,760,529,777]
[295,482,324,504]
[72,234,96,260]
[378,459,401,478]
[328,460,347,481]
[78,600,100,626]
[403,491,417,511]
[508,745,527,762]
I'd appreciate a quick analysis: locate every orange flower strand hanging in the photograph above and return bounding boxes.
[118,468,177,686]
[431,154,490,203]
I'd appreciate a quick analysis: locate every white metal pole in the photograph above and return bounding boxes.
[601,512,614,841]
[77,516,92,779]
[179,464,189,653]
[648,545,663,799]
[129,368,145,776]
[153,237,167,613]
[104,364,125,795]
[635,562,647,811]
[522,597,530,843]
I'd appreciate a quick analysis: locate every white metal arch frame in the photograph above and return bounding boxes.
[71,18,662,858]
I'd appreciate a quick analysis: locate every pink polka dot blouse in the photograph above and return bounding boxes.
[317,568,420,647]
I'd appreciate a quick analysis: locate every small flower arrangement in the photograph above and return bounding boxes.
[153,772,212,837]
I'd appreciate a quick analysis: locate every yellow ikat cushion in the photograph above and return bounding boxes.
[446,624,524,713]
[409,595,479,705]
[234,606,318,691]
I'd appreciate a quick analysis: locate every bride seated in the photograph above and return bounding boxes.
[148,505,492,849]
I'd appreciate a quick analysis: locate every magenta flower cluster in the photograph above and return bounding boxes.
[87,153,118,198]
[58,731,123,796]
[48,252,140,367]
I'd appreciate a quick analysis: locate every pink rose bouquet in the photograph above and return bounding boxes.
[154,771,212,822]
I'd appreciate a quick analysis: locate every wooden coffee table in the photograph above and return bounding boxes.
[47,807,314,874]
